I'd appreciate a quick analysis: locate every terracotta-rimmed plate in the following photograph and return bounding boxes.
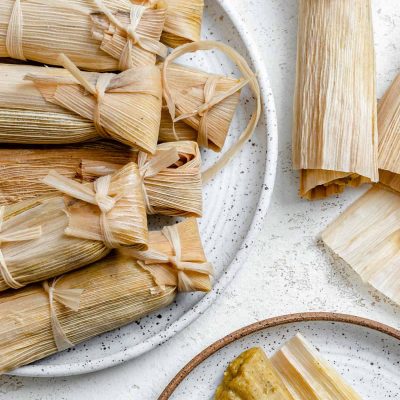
[159,312,400,399]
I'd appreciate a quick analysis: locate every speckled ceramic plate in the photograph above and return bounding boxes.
[11,0,277,377]
[159,313,400,399]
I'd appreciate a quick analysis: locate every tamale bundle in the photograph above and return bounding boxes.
[0,141,202,217]
[0,162,148,292]
[322,186,400,306]
[134,0,204,48]
[293,0,378,200]
[0,219,212,374]
[271,334,362,399]
[0,0,167,71]
[0,58,162,151]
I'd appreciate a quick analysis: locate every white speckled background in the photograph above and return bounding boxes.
[2,0,400,398]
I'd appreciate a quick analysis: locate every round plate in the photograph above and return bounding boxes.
[159,313,400,399]
[12,0,278,377]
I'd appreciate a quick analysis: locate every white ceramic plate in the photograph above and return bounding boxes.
[12,0,278,377]
[160,313,400,400]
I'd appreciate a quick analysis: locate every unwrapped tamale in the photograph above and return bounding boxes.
[0,141,202,217]
[0,162,147,292]
[0,61,162,152]
[293,0,378,199]
[0,218,212,374]
[0,0,167,71]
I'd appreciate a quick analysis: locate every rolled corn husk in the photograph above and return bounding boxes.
[322,185,400,306]
[293,0,378,200]
[0,162,148,292]
[378,73,400,193]
[271,334,362,399]
[0,141,202,217]
[0,218,211,374]
[0,61,162,152]
[0,0,167,71]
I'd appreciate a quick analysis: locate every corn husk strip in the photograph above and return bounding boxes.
[0,163,148,292]
[271,334,362,400]
[293,0,378,200]
[0,0,166,71]
[0,218,208,374]
[378,73,400,193]
[322,186,400,305]
[215,347,295,400]
[162,41,261,183]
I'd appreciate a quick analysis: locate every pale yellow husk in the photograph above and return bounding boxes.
[0,0,166,71]
[322,186,400,306]
[0,162,148,292]
[0,63,162,152]
[159,62,242,152]
[293,0,378,200]
[215,347,294,400]
[271,334,362,399]
[0,218,210,374]
[378,73,400,193]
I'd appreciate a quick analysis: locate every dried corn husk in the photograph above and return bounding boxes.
[0,60,162,152]
[271,334,362,399]
[134,0,204,48]
[0,141,202,217]
[378,73,400,193]
[215,347,295,400]
[0,218,211,374]
[293,0,378,200]
[322,186,400,306]
[0,0,167,71]
[0,162,148,292]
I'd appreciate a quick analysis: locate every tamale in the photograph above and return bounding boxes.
[0,162,148,292]
[271,334,362,399]
[0,60,162,152]
[215,347,294,400]
[133,0,204,48]
[0,218,212,374]
[0,141,202,217]
[322,186,400,306]
[0,0,167,71]
[377,73,400,193]
[293,0,378,199]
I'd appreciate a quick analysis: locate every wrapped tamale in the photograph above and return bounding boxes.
[133,0,204,48]
[0,162,148,292]
[0,218,212,374]
[0,0,167,71]
[271,334,362,399]
[0,141,202,217]
[293,0,378,199]
[0,59,162,152]
[215,348,294,400]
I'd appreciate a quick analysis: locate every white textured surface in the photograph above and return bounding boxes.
[2,0,400,398]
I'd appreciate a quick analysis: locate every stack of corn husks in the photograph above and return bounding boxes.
[0,0,261,374]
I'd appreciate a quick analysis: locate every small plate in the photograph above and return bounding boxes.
[159,313,400,399]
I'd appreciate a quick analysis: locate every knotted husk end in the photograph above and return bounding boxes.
[159,62,242,151]
[66,162,148,250]
[300,169,371,200]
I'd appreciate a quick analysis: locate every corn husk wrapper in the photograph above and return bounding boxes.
[378,73,400,193]
[0,162,148,292]
[215,347,294,400]
[0,218,211,374]
[293,0,378,200]
[0,0,167,71]
[322,186,400,306]
[271,334,362,400]
[0,141,202,217]
[0,62,162,152]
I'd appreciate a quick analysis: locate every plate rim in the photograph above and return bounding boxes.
[158,312,400,400]
[12,0,279,377]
